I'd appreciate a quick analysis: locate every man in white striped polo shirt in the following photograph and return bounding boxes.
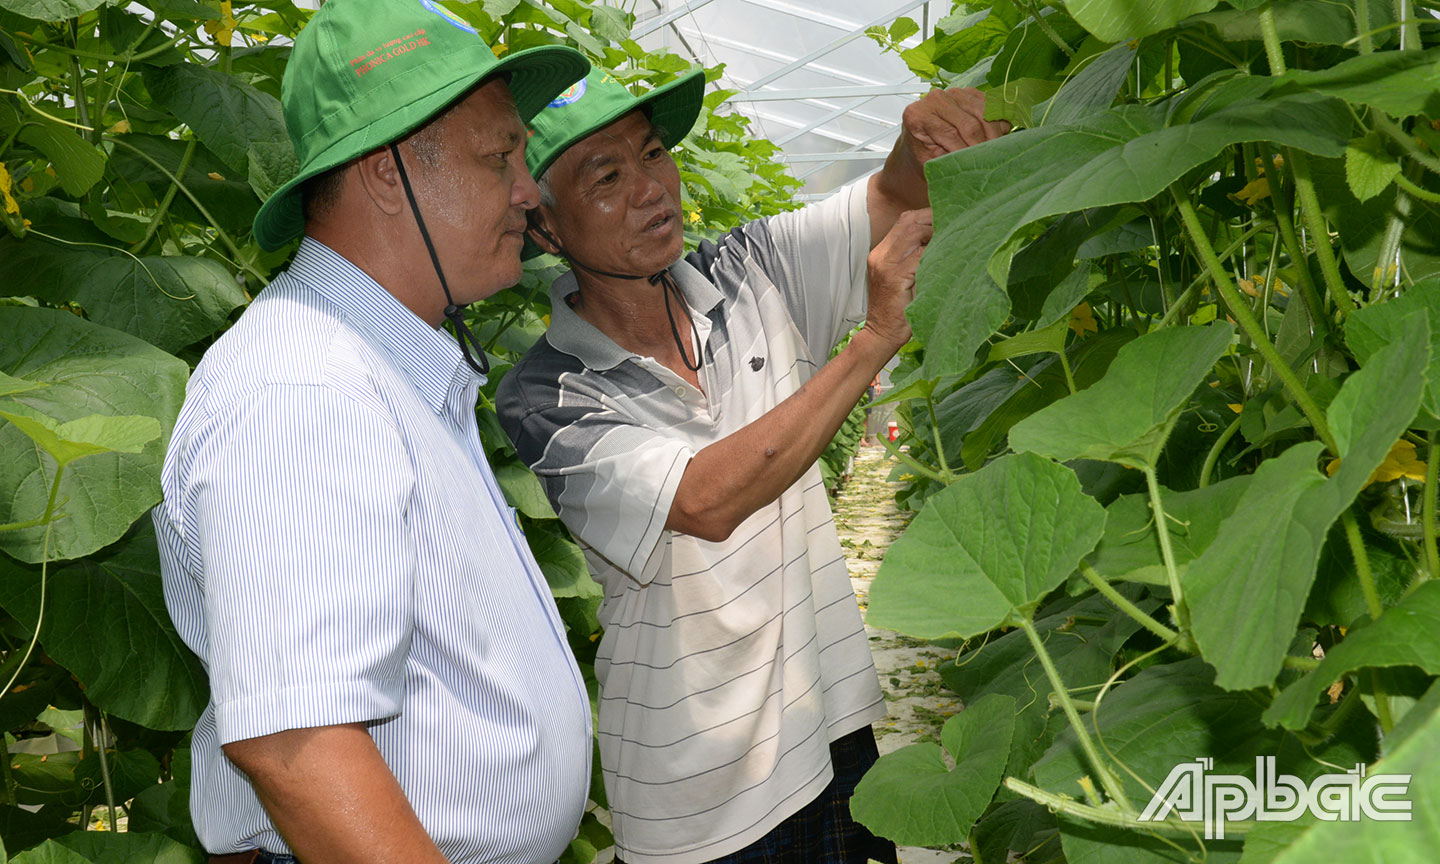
[497,67,1007,863]
[153,2,593,862]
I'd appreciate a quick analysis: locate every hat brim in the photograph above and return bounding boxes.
[253,44,588,252]
[522,68,705,261]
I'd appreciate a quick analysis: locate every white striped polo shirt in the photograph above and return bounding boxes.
[498,179,886,864]
[154,238,592,863]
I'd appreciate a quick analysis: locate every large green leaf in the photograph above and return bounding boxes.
[1186,313,1428,690]
[10,832,202,864]
[868,451,1107,639]
[496,458,557,520]
[1187,0,1396,47]
[1271,47,1440,121]
[106,134,261,236]
[1008,324,1233,469]
[1267,696,1440,864]
[851,694,1016,846]
[1265,581,1440,729]
[141,62,290,176]
[0,0,108,22]
[1087,474,1251,585]
[0,402,159,468]
[912,90,1349,378]
[1040,44,1135,127]
[524,519,601,600]
[1311,155,1440,288]
[0,523,208,730]
[0,308,188,563]
[1346,278,1440,426]
[0,235,246,353]
[1063,0,1219,41]
[13,121,106,198]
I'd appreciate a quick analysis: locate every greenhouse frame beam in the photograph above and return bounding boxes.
[778,151,890,162]
[774,95,883,145]
[727,82,929,102]
[633,0,719,38]
[744,0,933,90]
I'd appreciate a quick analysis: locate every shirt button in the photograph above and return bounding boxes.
[675,386,686,397]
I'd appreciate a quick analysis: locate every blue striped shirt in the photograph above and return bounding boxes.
[154,238,592,862]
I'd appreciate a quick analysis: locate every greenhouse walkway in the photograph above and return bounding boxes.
[834,446,966,864]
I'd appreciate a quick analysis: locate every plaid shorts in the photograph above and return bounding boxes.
[618,726,899,864]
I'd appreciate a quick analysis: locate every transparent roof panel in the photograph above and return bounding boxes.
[636,1,946,199]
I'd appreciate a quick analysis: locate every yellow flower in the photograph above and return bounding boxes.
[1233,176,1271,206]
[687,209,702,225]
[0,162,20,216]
[207,172,225,181]
[493,42,509,56]
[541,314,551,327]
[1068,301,1097,337]
[204,1,238,47]
[1326,439,1427,487]
[1227,403,1243,414]
[1237,278,1259,297]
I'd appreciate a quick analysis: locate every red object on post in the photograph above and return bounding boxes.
[886,421,899,442]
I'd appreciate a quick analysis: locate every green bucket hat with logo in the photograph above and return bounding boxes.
[521,65,704,259]
[252,0,589,251]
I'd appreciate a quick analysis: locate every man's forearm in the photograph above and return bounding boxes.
[666,328,895,542]
[223,723,449,864]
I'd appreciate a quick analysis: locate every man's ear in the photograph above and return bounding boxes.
[354,146,407,216]
[527,207,563,255]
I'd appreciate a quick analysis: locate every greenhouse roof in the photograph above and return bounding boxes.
[634,1,947,200]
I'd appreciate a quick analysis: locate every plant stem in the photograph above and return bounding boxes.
[1271,173,1332,327]
[1025,0,1073,57]
[1375,113,1440,176]
[1370,669,1395,733]
[1172,190,1339,454]
[1343,508,1384,620]
[106,136,267,285]
[1019,617,1133,812]
[875,430,946,484]
[1395,172,1440,205]
[1004,777,1251,835]
[1155,222,1267,330]
[1356,0,1374,53]
[1078,563,1179,643]
[1143,466,1189,630]
[1397,0,1422,50]
[1426,431,1439,579]
[0,466,62,701]
[1258,3,1288,75]
[0,732,14,806]
[130,138,197,254]
[1289,150,1356,318]
[1199,416,1242,488]
[924,394,955,481]
[89,704,119,831]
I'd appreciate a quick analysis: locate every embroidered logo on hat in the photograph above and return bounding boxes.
[549,78,587,107]
[418,0,477,33]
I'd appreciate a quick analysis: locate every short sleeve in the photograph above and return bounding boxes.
[188,384,416,744]
[687,175,873,359]
[500,375,692,587]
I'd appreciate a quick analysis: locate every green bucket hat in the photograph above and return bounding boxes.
[252,0,589,251]
[522,66,704,260]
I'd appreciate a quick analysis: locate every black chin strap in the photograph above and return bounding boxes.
[389,143,490,378]
[529,222,702,373]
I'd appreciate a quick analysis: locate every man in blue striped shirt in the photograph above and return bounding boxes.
[153,2,592,862]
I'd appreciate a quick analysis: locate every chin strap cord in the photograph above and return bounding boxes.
[529,222,702,372]
[389,143,490,378]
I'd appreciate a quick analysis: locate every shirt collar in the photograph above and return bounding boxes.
[544,258,724,371]
[285,237,483,415]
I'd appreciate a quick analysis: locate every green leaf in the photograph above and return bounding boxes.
[246,138,299,202]
[0,401,160,468]
[15,121,106,198]
[1064,0,1219,41]
[0,523,208,730]
[1346,278,1440,426]
[1087,474,1251,585]
[983,78,1061,129]
[939,588,1153,785]
[1040,44,1135,127]
[1267,696,1440,864]
[127,742,196,848]
[1271,46,1440,119]
[0,235,247,353]
[1188,0,1396,47]
[851,694,1016,846]
[524,519,601,599]
[1186,313,1428,690]
[969,800,1058,864]
[141,62,288,176]
[496,459,557,519]
[1345,133,1400,203]
[0,307,188,563]
[889,16,919,42]
[0,371,43,398]
[1313,154,1440,288]
[106,135,259,237]
[1265,581,1440,729]
[0,0,108,24]
[912,91,1349,378]
[868,452,1107,640]
[1008,324,1234,470]
[10,832,203,864]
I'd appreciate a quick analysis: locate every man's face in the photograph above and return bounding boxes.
[533,109,683,277]
[402,78,538,303]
